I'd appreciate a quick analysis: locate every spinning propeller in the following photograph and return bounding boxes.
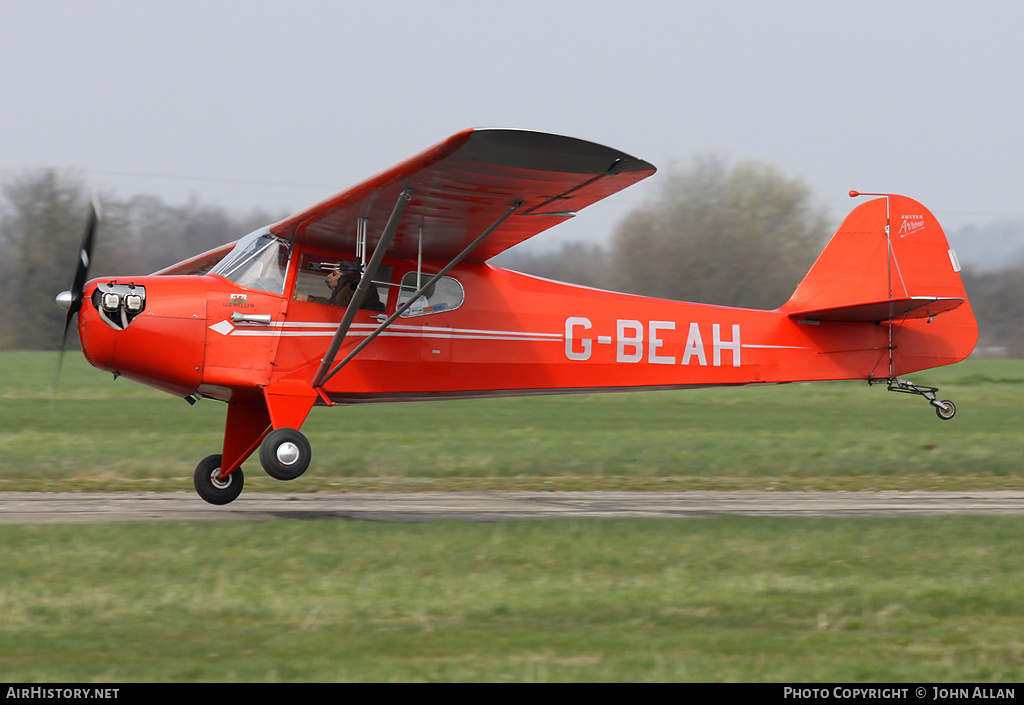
[55,195,101,380]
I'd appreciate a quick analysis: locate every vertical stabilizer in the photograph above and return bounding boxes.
[780,194,977,375]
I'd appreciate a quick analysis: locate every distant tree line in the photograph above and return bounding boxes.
[959,267,1024,356]
[2,162,1021,356]
[0,170,279,349]
[495,156,830,310]
[499,155,1024,358]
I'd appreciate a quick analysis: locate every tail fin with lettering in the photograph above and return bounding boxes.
[779,193,977,378]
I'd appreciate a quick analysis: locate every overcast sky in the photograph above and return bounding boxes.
[2,0,1022,252]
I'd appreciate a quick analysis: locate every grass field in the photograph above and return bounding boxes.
[6,350,1024,489]
[2,353,1024,682]
[2,516,1024,682]
[1,352,1022,492]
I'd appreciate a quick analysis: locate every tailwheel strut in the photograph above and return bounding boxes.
[870,377,956,420]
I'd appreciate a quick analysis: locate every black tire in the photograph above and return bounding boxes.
[259,428,311,481]
[935,400,956,420]
[193,454,244,505]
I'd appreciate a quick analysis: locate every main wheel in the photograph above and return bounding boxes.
[193,454,244,505]
[935,400,956,420]
[259,428,311,481]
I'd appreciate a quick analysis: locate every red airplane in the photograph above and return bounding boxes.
[57,128,978,505]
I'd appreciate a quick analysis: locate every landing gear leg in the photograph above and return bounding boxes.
[194,454,245,505]
[870,378,957,420]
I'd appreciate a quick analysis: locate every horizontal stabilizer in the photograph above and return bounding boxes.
[789,296,965,323]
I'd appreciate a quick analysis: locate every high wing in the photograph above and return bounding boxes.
[268,128,656,262]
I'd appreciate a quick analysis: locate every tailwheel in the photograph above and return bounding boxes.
[933,399,956,420]
[870,377,958,421]
[259,428,311,481]
[194,454,244,505]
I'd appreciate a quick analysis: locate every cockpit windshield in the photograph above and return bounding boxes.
[208,227,291,295]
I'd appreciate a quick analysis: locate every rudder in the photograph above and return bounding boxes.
[780,193,977,376]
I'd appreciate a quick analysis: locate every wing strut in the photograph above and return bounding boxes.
[311,188,412,388]
[313,200,523,390]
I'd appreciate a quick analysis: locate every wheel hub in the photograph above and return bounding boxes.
[276,442,301,466]
[209,468,232,490]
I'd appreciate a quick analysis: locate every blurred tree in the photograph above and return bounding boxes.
[961,266,1024,357]
[118,195,245,274]
[0,170,94,349]
[608,155,831,309]
[0,169,282,349]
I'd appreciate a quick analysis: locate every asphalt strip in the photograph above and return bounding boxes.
[2,491,1024,523]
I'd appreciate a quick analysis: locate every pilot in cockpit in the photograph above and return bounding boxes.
[298,264,384,311]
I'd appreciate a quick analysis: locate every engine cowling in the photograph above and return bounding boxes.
[78,276,208,398]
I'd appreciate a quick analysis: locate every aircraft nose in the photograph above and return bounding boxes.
[56,290,73,311]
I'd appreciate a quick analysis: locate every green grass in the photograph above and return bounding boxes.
[2,517,1023,682]
[1,352,1022,492]
[3,353,1024,682]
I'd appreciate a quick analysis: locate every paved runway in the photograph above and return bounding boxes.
[2,491,1024,523]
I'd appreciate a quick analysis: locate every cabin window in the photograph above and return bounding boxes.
[293,253,390,311]
[397,272,464,317]
[208,227,291,295]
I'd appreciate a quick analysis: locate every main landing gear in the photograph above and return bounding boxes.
[870,377,957,420]
[193,427,312,505]
[193,454,244,505]
[259,428,312,481]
